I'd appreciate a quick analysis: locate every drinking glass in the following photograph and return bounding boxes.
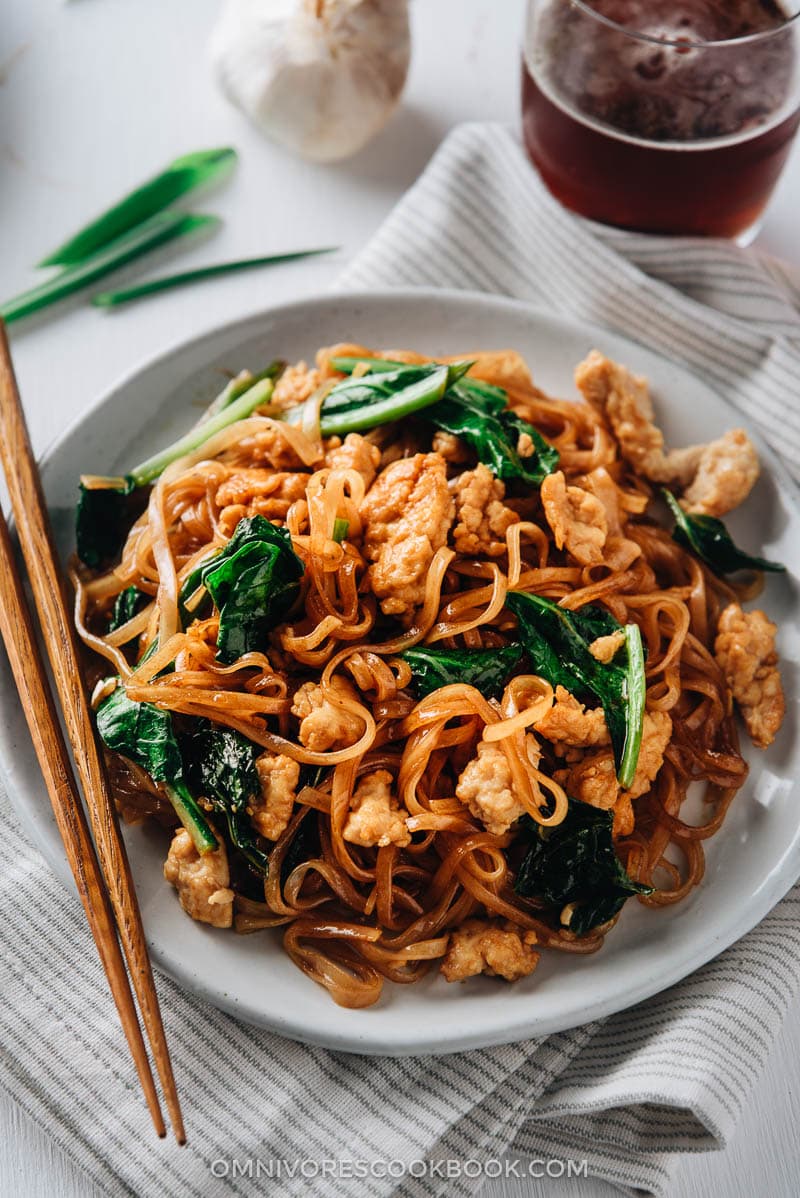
[522,0,800,238]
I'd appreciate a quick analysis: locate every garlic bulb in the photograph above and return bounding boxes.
[210,0,411,163]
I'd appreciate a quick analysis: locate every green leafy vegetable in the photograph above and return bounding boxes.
[181,719,268,875]
[95,682,217,854]
[280,808,321,887]
[75,374,275,566]
[1,212,219,325]
[327,354,559,484]
[75,484,139,569]
[401,643,524,700]
[506,592,645,789]
[109,587,146,632]
[181,515,304,663]
[515,802,652,935]
[91,247,338,308]
[432,378,559,485]
[312,361,473,438]
[39,147,237,267]
[663,489,785,576]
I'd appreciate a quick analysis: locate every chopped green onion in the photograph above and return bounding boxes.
[39,147,236,267]
[91,248,338,308]
[332,517,350,543]
[1,212,219,325]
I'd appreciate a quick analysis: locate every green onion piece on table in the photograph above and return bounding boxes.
[39,147,237,267]
[1,212,219,325]
[91,247,338,308]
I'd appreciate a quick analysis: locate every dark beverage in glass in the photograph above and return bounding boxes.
[521,0,800,238]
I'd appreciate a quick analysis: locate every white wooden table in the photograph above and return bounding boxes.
[2,2,799,1195]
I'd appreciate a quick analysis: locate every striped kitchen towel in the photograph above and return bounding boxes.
[2,122,800,1198]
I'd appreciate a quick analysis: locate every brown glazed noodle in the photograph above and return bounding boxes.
[73,342,785,1008]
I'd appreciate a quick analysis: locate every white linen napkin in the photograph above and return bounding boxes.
[2,122,800,1198]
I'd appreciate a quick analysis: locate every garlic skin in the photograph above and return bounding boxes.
[210,0,411,163]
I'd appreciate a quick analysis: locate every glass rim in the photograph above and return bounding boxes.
[566,0,800,49]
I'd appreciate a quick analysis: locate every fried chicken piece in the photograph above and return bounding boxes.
[575,351,759,515]
[581,467,642,571]
[215,471,308,524]
[451,463,519,557]
[163,829,234,929]
[715,604,784,748]
[360,453,454,618]
[557,711,673,810]
[455,739,527,835]
[589,630,626,664]
[272,361,321,408]
[324,433,382,489]
[291,676,364,752]
[432,429,470,463]
[534,685,610,749]
[251,753,300,841]
[440,918,540,983]
[612,793,635,838]
[575,351,701,485]
[540,470,608,565]
[343,769,411,848]
[680,429,761,517]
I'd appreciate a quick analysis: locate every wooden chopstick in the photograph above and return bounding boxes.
[0,509,166,1138]
[0,322,186,1144]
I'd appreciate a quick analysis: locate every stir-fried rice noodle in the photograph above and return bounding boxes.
[72,343,779,1008]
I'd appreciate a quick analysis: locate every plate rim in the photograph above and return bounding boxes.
[3,285,800,1055]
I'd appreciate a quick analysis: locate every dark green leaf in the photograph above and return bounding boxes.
[431,380,559,486]
[109,587,146,632]
[663,489,785,576]
[506,592,645,789]
[2,212,219,324]
[515,802,652,935]
[75,480,140,569]
[280,808,321,887]
[91,247,337,308]
[40,147,237,267]
[182,515,304,663]
[401,642,524,700]
[95,682,217,853]
[181,719,269,876]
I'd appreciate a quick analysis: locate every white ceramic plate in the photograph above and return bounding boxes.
[2,289,798,1055]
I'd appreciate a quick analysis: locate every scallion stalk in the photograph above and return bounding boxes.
[1,212,219,325]
[39,147,236,267]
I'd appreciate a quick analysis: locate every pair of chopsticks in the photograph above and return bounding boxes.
[0,323,184,1142]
